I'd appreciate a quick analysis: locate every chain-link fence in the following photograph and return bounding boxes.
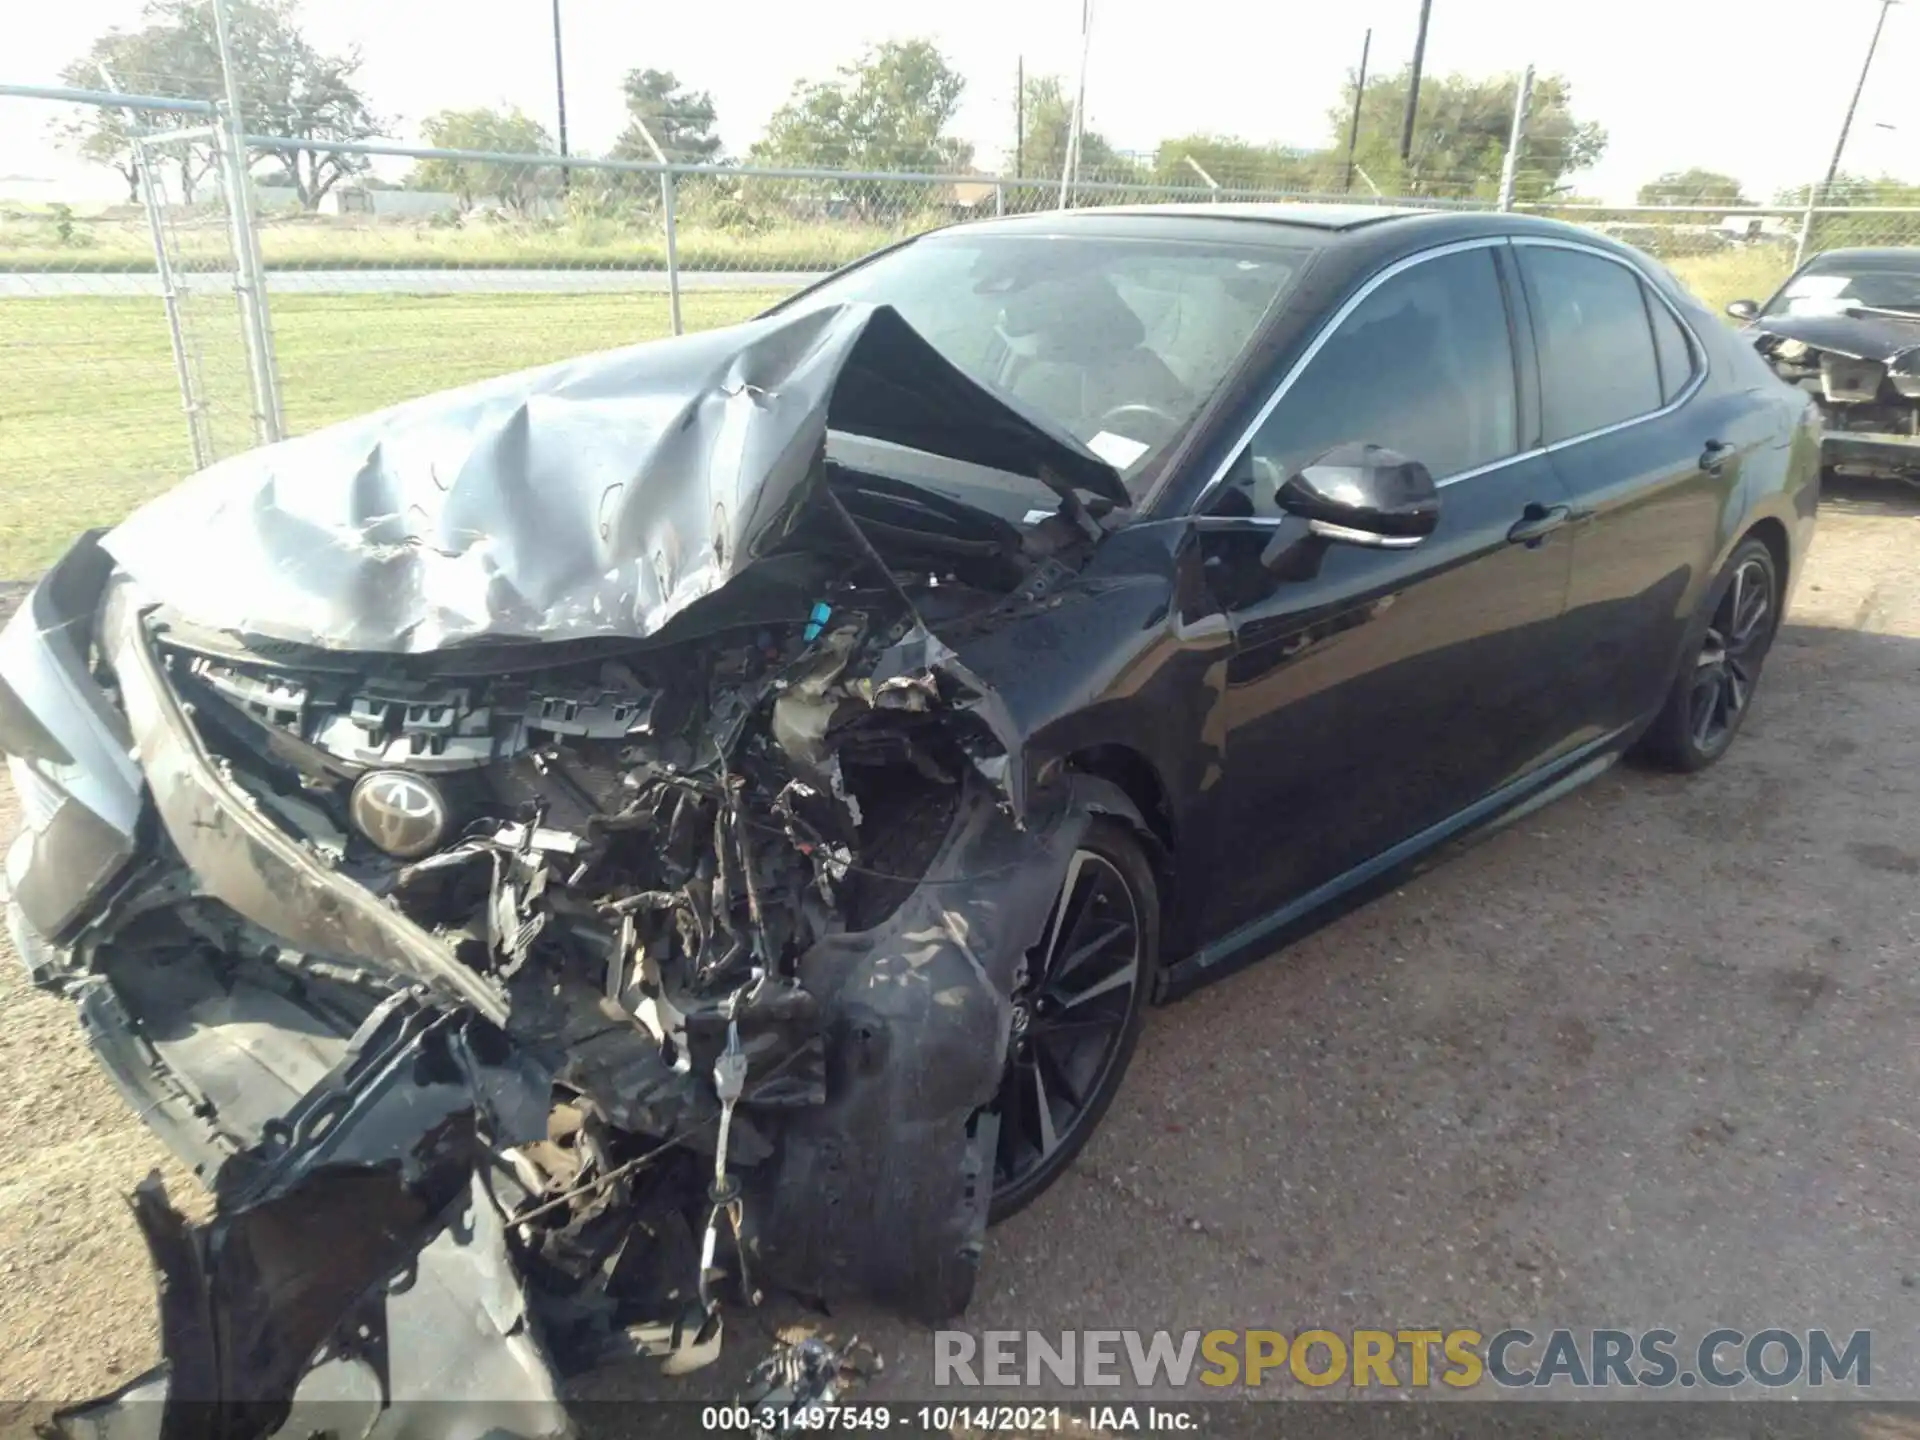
[1498,194,1920,317]
[2,84,271,578]
[221,140,1492,404]
[8,77,1920,581]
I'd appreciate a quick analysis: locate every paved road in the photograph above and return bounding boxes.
[4,481,1920,1416]
[0,269,817,297]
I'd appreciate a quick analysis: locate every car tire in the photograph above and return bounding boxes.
[1639,537,1782,772]
[987,815,1158,1223]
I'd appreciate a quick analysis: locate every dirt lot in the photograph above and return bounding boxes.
[2,481,1919,1410]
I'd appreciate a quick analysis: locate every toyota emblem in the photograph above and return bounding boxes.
[349,769,450,859]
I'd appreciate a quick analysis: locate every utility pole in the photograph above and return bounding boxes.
[1799,0,1897,264]
[1059,0,1093,209]
[1399,0,1433,164]
[1015,56,1025,178]
[1343,27,1372,193]
[552,0,570,194]
[1821,0,1896,195]
[1495,64,1534,212]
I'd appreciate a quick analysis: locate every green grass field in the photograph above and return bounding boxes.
[0,289,789,578]
[0,247,1792,581]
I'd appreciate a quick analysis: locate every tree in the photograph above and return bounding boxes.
[55,0,385,211]
[611,70,720,163]
[203,0,386,208]
[1778,172,1920,252]
[752,40,971,172]
[1777,172,1920,208]
[411,108,556,212]
[57,17,221,203]
[1327,66,1606,201]
[1150,134,1330,194]
[1638,168,1749,208]
[1014,74,1137,183]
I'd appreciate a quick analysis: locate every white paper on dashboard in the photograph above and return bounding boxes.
[1086,430,1151,469]
[1783,274,1849,298]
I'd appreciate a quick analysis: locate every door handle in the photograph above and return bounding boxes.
[1508,503,1572,547]
[1700,439,1732,473]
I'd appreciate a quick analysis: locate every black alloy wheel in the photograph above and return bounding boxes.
[1642,538,1782,771]
[988,817,1156,1222]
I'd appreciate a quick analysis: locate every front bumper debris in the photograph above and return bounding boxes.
[53,998,570,1440]
[2,518,1121,1437]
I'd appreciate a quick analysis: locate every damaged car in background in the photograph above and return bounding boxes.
[1729,246,1920,484]
[1,205,1818,1439]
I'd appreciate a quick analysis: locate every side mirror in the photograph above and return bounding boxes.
[1726,298,1759,322]
[1275,442,1439,551]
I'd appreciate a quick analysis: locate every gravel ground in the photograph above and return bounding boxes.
[2,480,1918,1414]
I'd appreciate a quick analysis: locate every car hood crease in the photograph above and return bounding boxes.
[1749,310,1920,363]
[102,300,1126,655]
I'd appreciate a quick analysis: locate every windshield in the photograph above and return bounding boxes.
[781,229,1308,493]
[1765,261,1920,318]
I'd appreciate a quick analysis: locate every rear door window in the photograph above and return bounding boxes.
[1520,246,1665,443]
[1645,288,1697,404]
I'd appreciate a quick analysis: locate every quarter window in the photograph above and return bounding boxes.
[1646,287,1697,404]
[1520,246,1665,443]
[1246,247,1520,487]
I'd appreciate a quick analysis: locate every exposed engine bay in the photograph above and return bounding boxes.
[1750,311,1920,483]
[0,301,1152,1439]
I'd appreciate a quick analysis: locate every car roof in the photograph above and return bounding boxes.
[1056,201,1441,230]
[940,202,1634,256]
[1800,247,1920,271]
[945,201,1469,246]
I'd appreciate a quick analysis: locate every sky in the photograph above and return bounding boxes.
[1,0,1913,205]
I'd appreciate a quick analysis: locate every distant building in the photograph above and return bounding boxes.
[252,182,460,218]
[946,179,1003,216]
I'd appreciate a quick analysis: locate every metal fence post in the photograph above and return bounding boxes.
[102,65,210,470]
[1794,182,1820,268]
[1496,64,1535,213]
[210,0,284,445]
[136,137,211,470]
[626,119,683,337]
[661,165,683,336]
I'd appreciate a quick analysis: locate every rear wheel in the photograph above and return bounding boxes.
[987,817,1156,1222]
[1640,538,1781,771]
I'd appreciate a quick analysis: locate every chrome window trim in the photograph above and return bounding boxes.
[1190,236,1515,515]
[1509,235,1710,452]
[1190,230,1712,516]
[1435,446,1548,488]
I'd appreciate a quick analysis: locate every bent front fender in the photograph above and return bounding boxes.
[751,775,1121,1321]
[0,532,143,944]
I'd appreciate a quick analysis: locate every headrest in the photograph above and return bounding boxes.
[1000,274,1147,359]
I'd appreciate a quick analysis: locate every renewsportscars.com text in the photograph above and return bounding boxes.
[933,1328,1871,1390]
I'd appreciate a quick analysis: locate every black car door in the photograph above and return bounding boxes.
[1514,240,1757,737]
[1191,240,1585,943]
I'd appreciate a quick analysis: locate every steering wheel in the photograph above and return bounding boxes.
[1095,402,1184,444]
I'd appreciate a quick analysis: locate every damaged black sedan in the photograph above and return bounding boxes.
[1,205,1819,1438]
[1730,246,1920,483]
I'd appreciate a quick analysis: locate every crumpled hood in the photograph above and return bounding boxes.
[104,300,1125,654]
[1749,310,1920,364]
